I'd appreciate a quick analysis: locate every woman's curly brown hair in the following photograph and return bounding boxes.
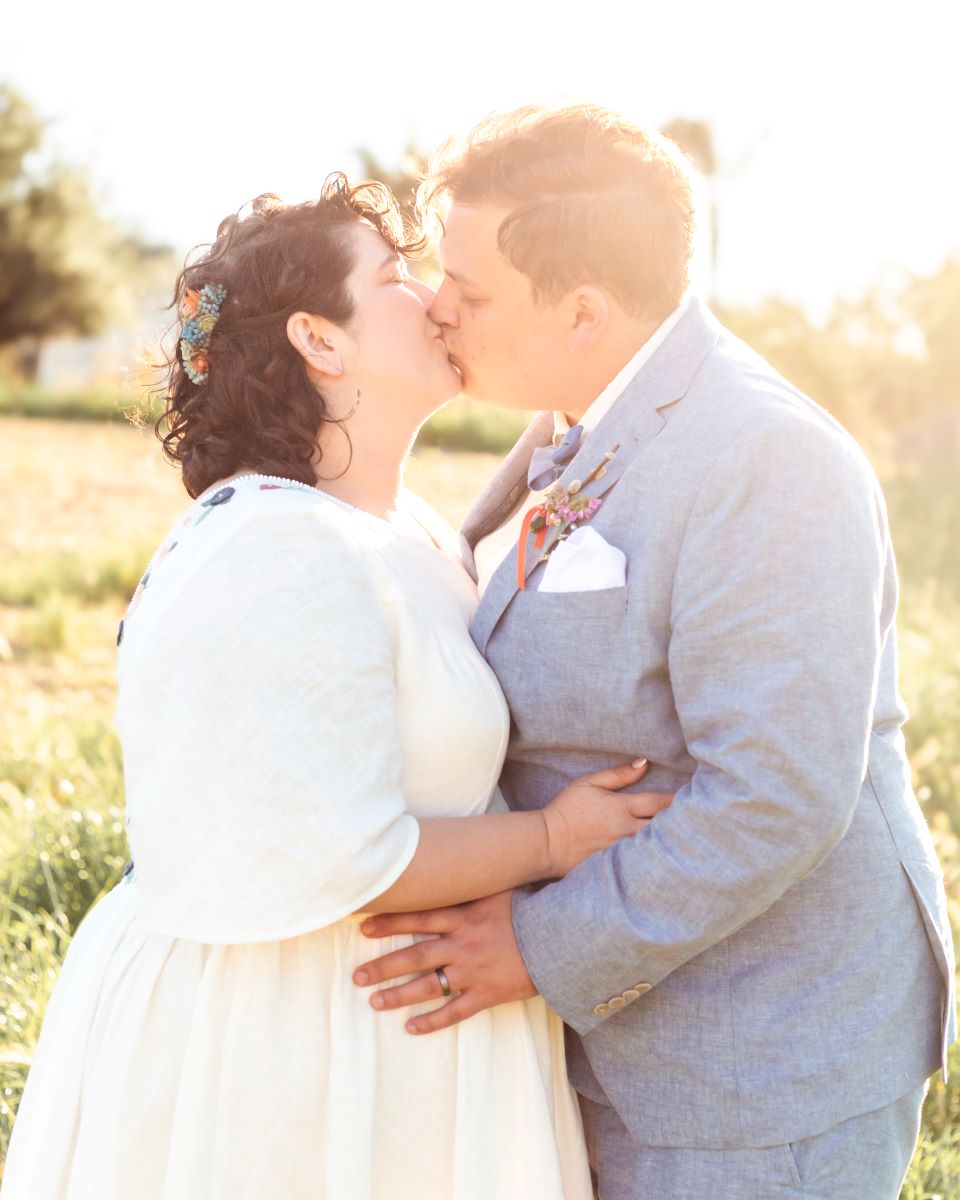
[156,172,425,498]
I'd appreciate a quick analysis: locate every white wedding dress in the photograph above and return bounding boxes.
[1,475,592,1200]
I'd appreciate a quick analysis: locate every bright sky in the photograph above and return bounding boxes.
[5,0,958,318]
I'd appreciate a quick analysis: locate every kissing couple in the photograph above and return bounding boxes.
[3,103,954,1200]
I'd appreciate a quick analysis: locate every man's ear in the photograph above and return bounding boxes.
[565,285,610,352]
[286,312,344,377]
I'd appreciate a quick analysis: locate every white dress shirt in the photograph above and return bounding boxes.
[473,296,690,594]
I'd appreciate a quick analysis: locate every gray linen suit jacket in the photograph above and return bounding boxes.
[462,298,956,1150]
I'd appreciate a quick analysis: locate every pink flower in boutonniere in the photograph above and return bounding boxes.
[517,445,620,589]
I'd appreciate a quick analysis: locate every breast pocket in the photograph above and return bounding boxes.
[490,577,663,754]
[516,584,629,622]
[509,586,631,702]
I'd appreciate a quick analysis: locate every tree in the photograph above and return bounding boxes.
[903,257,960,402]
[0,85,166,381]
[354,143,429,224]
[660,118,718,287]
[354,144,439,278]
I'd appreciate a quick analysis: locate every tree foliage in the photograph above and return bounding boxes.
[0,86,171,378]
[354,143,439,276]
[354,143,429,224]
[717,256,960,465]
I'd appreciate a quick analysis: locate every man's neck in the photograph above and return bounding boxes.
[559,297,690,427]
[558,319,664,423]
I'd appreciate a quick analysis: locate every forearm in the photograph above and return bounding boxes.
[361,811,551,912]
[514,763,858,1034]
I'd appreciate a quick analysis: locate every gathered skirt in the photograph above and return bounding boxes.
[2,878,592,1199]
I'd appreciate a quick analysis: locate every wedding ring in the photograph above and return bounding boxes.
[435,967,452,997]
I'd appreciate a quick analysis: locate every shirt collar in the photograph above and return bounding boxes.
[552,293,691,445]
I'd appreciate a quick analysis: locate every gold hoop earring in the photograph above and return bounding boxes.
[342,385,361,421]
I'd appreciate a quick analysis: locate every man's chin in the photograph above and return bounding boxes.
[458,378,521,409]
[449,365,540,411]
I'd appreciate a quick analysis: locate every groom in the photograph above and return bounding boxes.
[354,104,956,1197]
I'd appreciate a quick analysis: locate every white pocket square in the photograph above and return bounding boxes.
[538,526,627,593]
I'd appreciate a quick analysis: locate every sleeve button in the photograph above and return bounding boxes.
[622,989,641,1002]
[634,982,653,995]
[608,995,626,1009]
[593,1002,611,1016]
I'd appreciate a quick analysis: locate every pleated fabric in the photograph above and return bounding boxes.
[5,882,591,1199]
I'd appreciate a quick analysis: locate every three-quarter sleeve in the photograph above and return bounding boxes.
[116,497,420,942]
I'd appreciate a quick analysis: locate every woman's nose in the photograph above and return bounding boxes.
[409,277,437,306]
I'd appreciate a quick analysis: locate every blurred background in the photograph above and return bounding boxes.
[1,1,958,1192]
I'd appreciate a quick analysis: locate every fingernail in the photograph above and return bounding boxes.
[371,994,384,1009]
[354,970,369,986]
[361,920,376,935]
[406,1021,420,1034]
[632,758,647,768]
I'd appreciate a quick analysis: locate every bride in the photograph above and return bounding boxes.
[1,174,671,1199]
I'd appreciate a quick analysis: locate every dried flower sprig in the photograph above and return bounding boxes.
[517,444,620,589]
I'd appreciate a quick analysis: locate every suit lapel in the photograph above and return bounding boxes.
[469,298,723,653]
[459,411,554,582]
[469,403,664,653]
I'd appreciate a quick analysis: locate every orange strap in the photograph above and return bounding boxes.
[516,505,543,590]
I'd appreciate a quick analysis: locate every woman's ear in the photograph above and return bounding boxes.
[286,312,344,377]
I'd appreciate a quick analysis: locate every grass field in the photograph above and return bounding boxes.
[1,415,958,1194]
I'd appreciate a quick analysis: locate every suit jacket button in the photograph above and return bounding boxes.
[622,989,641,1002]
[593,1002,610,1016]
[608,995,626,1009]
[634,982,653,995]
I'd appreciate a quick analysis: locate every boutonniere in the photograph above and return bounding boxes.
[517,444,620,589]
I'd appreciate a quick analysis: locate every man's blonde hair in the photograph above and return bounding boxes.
[419,104,696,320]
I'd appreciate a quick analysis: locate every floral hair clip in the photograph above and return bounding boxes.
[179,282,227,385]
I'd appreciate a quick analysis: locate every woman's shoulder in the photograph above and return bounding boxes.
[119,477,388,646]
[171,476,376,561]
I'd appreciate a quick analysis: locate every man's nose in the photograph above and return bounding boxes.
[426,277,459,329]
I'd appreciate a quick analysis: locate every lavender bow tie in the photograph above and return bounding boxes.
[527,424,584,491]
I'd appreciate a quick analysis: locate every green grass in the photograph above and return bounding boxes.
[901,1115,960,1199]
[0,710,129,1169]
[0,383,162,425]
[0,719,129,929]
[0,905,73,1166]
[0,543,154,609]
[0,384,532,454]
[14,595,69,655]
[890,472,960,850]
[418,396,531,454]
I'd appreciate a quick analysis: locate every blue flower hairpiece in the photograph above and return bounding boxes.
[179,282,227,385]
